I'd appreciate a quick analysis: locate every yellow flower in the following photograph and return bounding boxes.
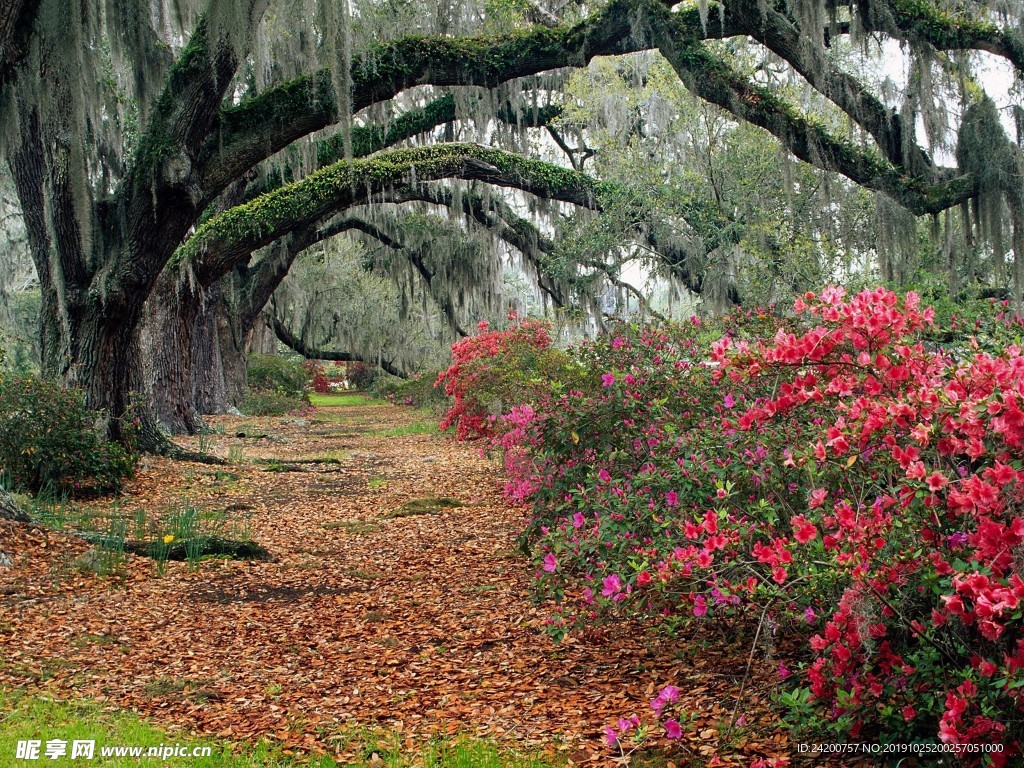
[163,535,174,544]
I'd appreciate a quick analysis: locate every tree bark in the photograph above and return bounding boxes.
[141,270,208,434]
[0,487,29,522]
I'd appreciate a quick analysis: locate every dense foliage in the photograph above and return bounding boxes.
[435,316,585,440]
[442,289,1024,761]
[0,375,136,495]
[241,354,312,415]
[372,372,449,411]
[247,355,310,397]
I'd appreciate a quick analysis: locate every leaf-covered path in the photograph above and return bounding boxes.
[1,398,804,765]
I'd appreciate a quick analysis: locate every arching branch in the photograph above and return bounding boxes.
[270,314,409,379]
[182,143,604,284]
[200,0,726,192]
[646,3,978,215]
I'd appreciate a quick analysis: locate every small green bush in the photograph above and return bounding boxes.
[246,354,309,396]
[0,375,136,495]
[240,387,308,416]
[371,371,449,411]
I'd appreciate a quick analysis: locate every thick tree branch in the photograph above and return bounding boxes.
[647,4,978,215]
[182,143,603,284]
[860,0,1024,75]
[728,1,934,175]
[197,0,1012,220]
[270,314,409,378]
[99,0,270,315]
[200,0,726,191]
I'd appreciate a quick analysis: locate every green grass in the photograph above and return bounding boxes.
[308,393,384,407]
[0,689,561,767]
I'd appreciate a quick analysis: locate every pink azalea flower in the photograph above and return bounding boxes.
[602,574,623,597]
[693,595,707,617]
[604,725,618,746]
[664,719,683,739]
[602,372,616,387]
[542,553,558,573]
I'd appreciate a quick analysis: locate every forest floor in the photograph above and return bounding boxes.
[1,395,821,767]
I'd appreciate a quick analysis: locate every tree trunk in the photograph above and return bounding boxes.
[193,282,230,415]
[140,270,207,435]
[217,284,249,409]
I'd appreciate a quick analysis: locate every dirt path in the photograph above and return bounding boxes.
[0,398,795,765]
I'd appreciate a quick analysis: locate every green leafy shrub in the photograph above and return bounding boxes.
[371,371,449,411]
[0,375,136,495]
[246,354,309,396]
[435,316,589,439]
[240,387,308,416]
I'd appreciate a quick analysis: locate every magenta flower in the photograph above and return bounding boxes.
[602,372,616,387]
[572,511,586,528]
[723,393,735,408]
[543,553,558,573]
[804,606,816,623]
[598,468,611,482]
[665,490,678,506]
[693,595,708,617]
[602,574,623,597]
[664,719,683,739]
[660,685,680,702]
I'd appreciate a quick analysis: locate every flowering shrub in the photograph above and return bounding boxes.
[303,360,330,393]
[0,375,136,495]
[456,289,1024,761]
[435,316,583,439]
[347,362,377,390]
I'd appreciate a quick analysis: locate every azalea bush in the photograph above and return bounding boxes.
[455,289,1024,762]
[435,315,584,439]
[303,360,330,393]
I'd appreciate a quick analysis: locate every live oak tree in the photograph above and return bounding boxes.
[0,0,1021,447]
